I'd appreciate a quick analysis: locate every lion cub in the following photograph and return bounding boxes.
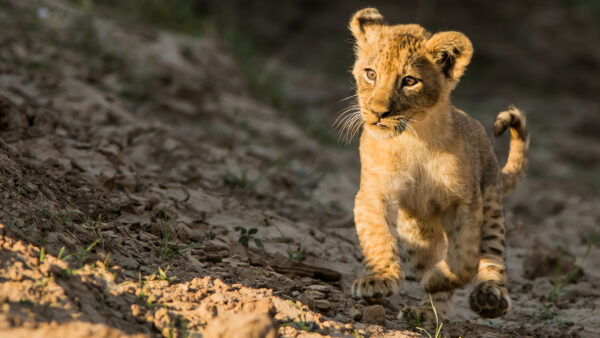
[345,8,529,321]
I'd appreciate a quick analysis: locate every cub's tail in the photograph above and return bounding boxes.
[493,106,529,195]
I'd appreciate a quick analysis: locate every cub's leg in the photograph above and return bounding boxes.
[397,213,454,321]
[469,187,511,318]
[421,197,483,294]
[352,190,403,300]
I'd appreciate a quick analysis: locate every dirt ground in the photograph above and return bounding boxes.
[1,0,600,337]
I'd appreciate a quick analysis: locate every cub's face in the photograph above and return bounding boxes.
[349,8,473,138]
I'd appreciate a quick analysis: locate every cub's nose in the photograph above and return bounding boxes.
[370,108,391,119]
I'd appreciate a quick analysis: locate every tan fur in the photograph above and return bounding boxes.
[346,8,528,320]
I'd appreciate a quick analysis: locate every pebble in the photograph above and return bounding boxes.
[307,284,330,293]
[130,304,142,317]
[348,306,362,321]
[314,299,332,311]
[304,290,326,300]
[361,304,386,326]
[203,313,277,338]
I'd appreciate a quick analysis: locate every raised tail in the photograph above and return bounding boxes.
[493,106,529,195]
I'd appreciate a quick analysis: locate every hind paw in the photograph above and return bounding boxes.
[469,281,510,318]
[399,305,436,324]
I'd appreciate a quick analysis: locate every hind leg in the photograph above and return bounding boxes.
[396,212,453,321]
[469,187,510,318]
[421,197,483,294]
[400,291,455,323]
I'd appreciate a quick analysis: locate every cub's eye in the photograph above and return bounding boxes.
[402,76,418,87]
[365,69,377,82]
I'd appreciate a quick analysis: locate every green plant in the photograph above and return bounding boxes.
[137,271,159,309]
[549,229,597,301]
[6,176,22,196]
[283,300,315,332]
[537,303,570,325]
[71,0,207,36]
[60,238,101,262]
[399,294,444,338]
[222,23,338,146]
[266,218,303,261]
[37,209,52,219]
[208,227,216,240]
[295,169,326,200]
[83,214,104,248]
[137,271,146,302]
[103,253,111,273]
[234,226,264,250]
[33,277,50,290]
[157,266,176,282]
[56,210,75,226]
[39,248,45,263]
[222,168,249,188]
[18,299,34,307]
[57,246,66,260]
[159,208,175,260]
[538,303,558,321]
[59,268,79,277]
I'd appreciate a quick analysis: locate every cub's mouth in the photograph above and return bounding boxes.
[365,116,416,137]
[369,117,408,128]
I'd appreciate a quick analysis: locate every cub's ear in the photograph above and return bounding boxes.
[349,8,385,45]
[425,31,473,80]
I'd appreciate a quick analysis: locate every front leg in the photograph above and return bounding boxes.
[352,189,403,300]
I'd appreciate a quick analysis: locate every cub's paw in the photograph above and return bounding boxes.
[421,267,461,294]
[469,281,511,318]
[351,274,401,300]
[398,305,435,324]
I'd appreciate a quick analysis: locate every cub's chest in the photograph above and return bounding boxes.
[366,150,468,213]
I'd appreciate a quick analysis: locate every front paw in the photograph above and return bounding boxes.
[351,274,401,300]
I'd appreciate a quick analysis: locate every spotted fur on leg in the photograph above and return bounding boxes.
[470,187,511,318]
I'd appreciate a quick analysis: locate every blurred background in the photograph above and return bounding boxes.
[1,0,600,336]
[75,0,600,191]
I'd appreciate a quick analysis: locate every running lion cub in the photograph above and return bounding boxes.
[344,8,529,321]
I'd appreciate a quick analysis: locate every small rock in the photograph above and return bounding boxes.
[532,278,554,299]
[242,298,276,316]
[307,284,330,293]
[348,306,362,321]
[130,304,142,317]
[228,241,249,262]
[301,290,327,310]
[522,242,582,280]
[203,313,278,338]
[305,290,326,300]
[362,304,386,326]
[314,299,332,311]
[561,282,600,302]
[301,277,313,284]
